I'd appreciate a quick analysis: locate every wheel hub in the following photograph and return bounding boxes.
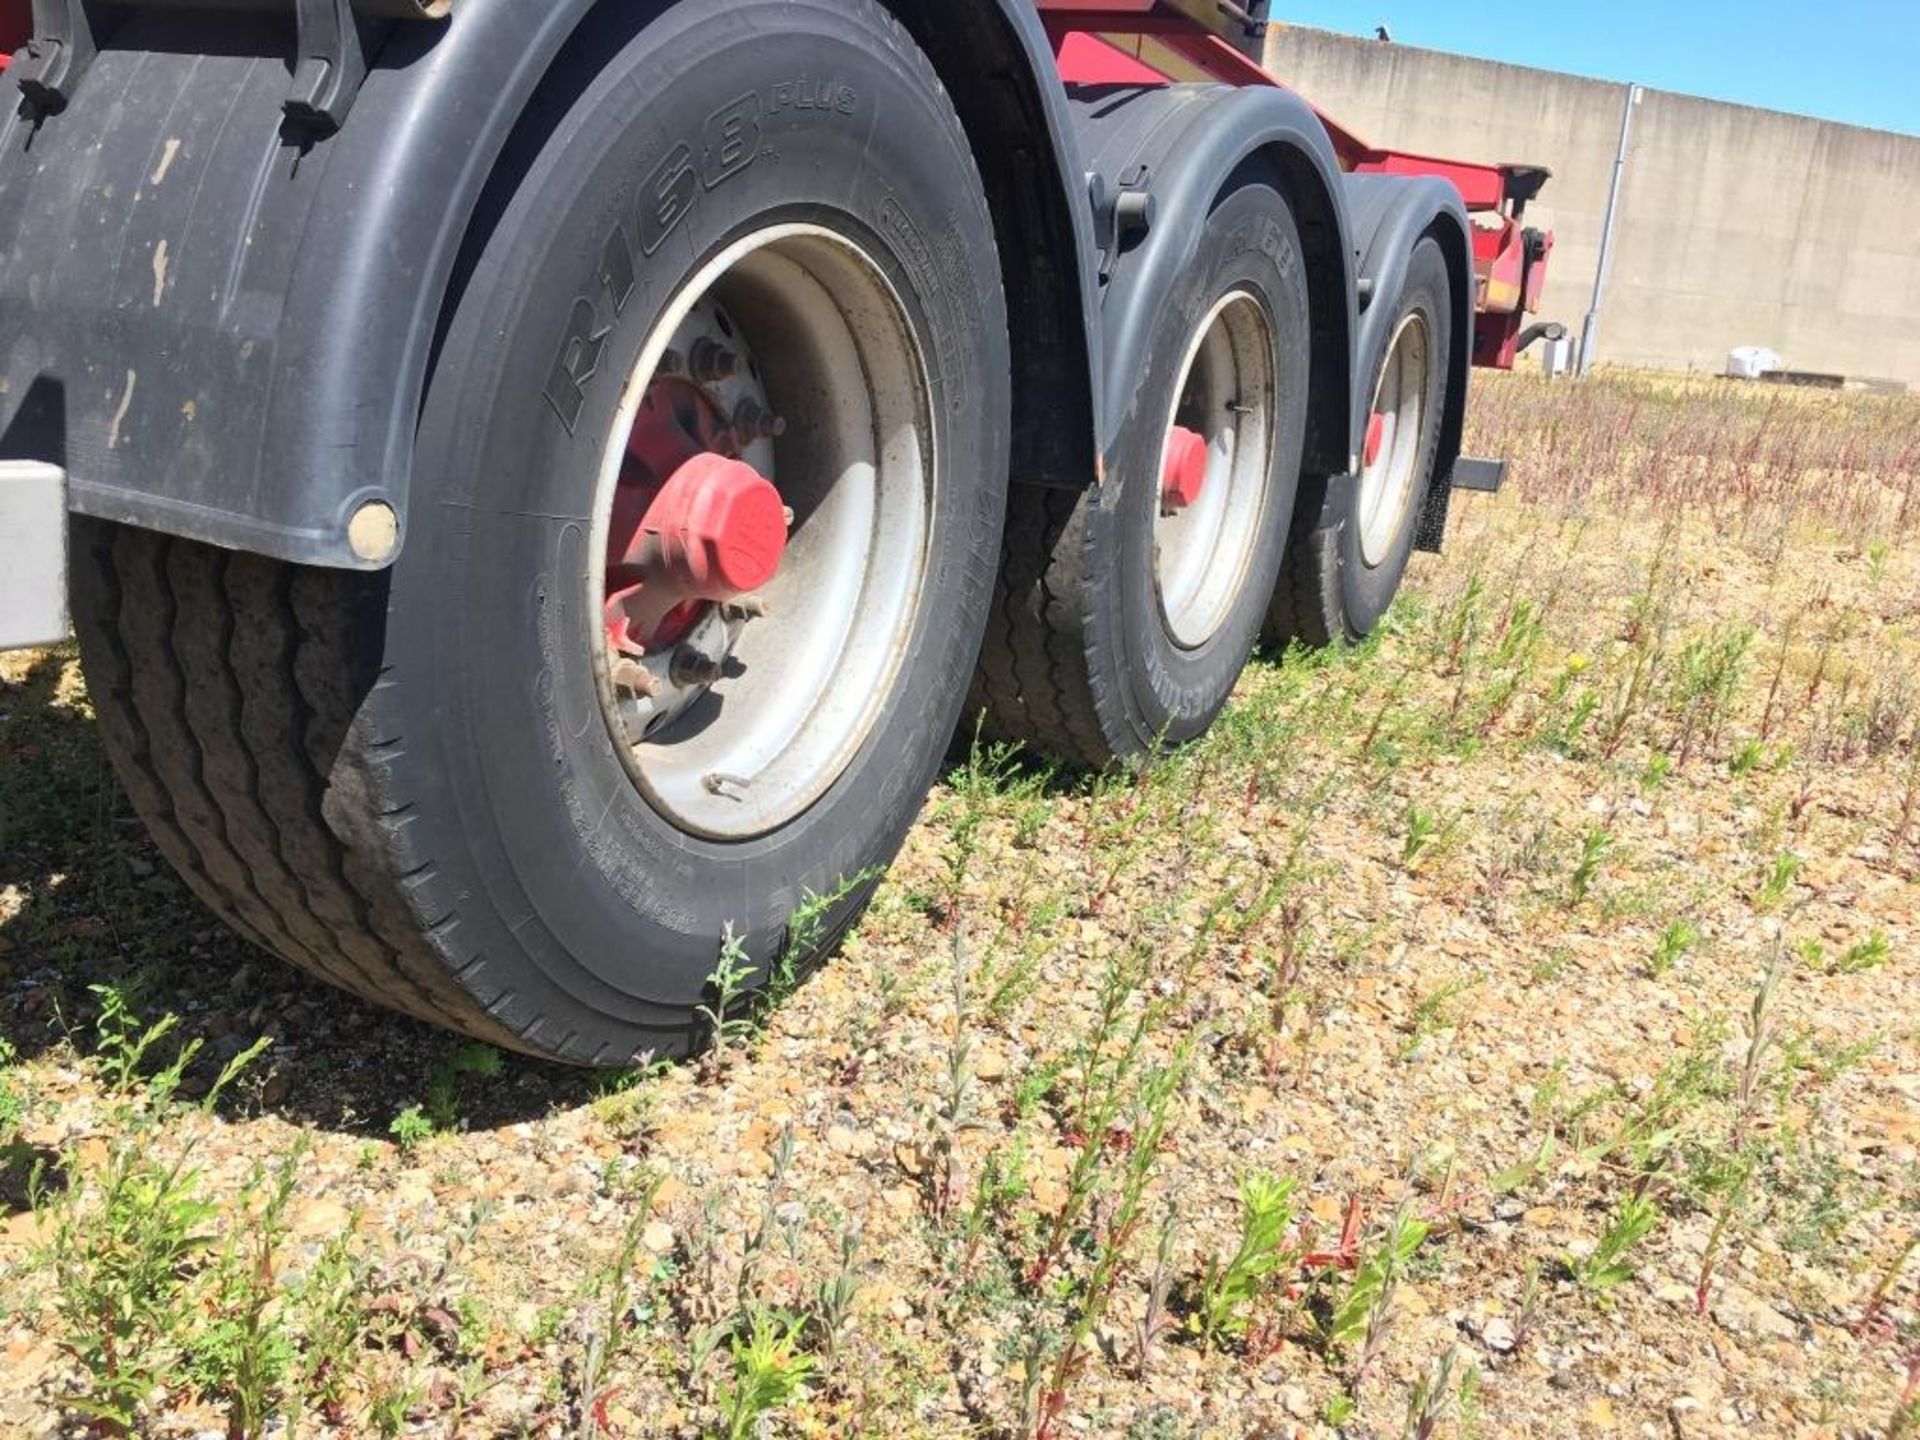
[603,310,790,739]
[1151,292,1277,649]
[1364,409,1386,469]
[1161,424,1209,514]
[1355,312,1432,568]
[588,226,935,839]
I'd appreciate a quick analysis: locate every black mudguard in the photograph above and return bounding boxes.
[1067,82,1359,482]
[0,0,1105,568]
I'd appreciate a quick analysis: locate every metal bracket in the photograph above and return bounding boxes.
[15,0,96,114]
[0,462,71,651]
[1451,456,1509,494]
[284,0,371,135]
[1214,0,1269,39]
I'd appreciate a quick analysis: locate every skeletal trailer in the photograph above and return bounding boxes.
[0,0,1556,1064]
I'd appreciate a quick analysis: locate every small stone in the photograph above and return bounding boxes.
[1031,1178,1070,1216]
[1712,1282,1797,1340]
[292,1198,351,1239]
[826,1124,861,1157]
[1481,1316,1516,1352]
[641,1221,675,1255]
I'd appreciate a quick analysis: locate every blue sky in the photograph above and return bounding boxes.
[1274,2,1920,136]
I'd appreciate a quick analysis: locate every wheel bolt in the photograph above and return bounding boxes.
[671,647,723,688]
[689,338,739,383]
[733,399,788,440]
[657,348,685,377]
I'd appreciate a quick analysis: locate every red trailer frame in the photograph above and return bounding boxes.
[1036,0,1557,370]
[0,0,23,75]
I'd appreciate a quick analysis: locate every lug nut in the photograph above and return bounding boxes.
[689,338,739,383]
[671,647,723,688]
[656,348,685,377]
[720,595,770,622]
[732,398,788,441]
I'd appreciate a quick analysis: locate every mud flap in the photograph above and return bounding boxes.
[1415,455,1507,554]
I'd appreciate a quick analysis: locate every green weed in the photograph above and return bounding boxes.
[717,1307,815,1440]
[184,1146,305,1440]
[1192,1173,1298,1347]
[1754,852,1803,911]
[1329,1201,1430,1389]
[1648,919,1701,976]
[1836,933,1892,974]
[1400,975,1480,1059]
[1569,1191,1660,1293]
[1402,1344,1461,1440]
[1569,825,1615,904]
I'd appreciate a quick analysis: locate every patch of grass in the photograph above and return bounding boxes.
[32,1003,267,1434]
[4,370,1918,1437]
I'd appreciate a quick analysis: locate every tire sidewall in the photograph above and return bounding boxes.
[1338,236,1451,638]
[385,1,1008,1042]
[1092,181,1312,752]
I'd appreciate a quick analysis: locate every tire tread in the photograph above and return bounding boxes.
[72,521,521,1047]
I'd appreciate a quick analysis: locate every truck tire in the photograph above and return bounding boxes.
[69,0,1010,1066]
[1268,235,1451,647]
[972,176,1311,767]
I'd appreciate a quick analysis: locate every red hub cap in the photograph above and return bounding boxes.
[605,379,788,657]
[1161,425,1209,513]
[1364,410,1387,469]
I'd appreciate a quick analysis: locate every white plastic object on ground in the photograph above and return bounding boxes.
[1727,346,1783,381]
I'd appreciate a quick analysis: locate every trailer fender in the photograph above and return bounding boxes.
[1341,172,1475,549]
[0,0,1100,568]
[1068,82,1357,484]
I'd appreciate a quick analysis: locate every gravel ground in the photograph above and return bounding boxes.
[1,373,1916,1439]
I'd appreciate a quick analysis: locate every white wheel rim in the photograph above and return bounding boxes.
[1356,311,1432,568]
[1152,292,1277,649]
[588,225,934,841]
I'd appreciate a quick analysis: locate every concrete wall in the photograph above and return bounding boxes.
[1261,27,1920,386]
